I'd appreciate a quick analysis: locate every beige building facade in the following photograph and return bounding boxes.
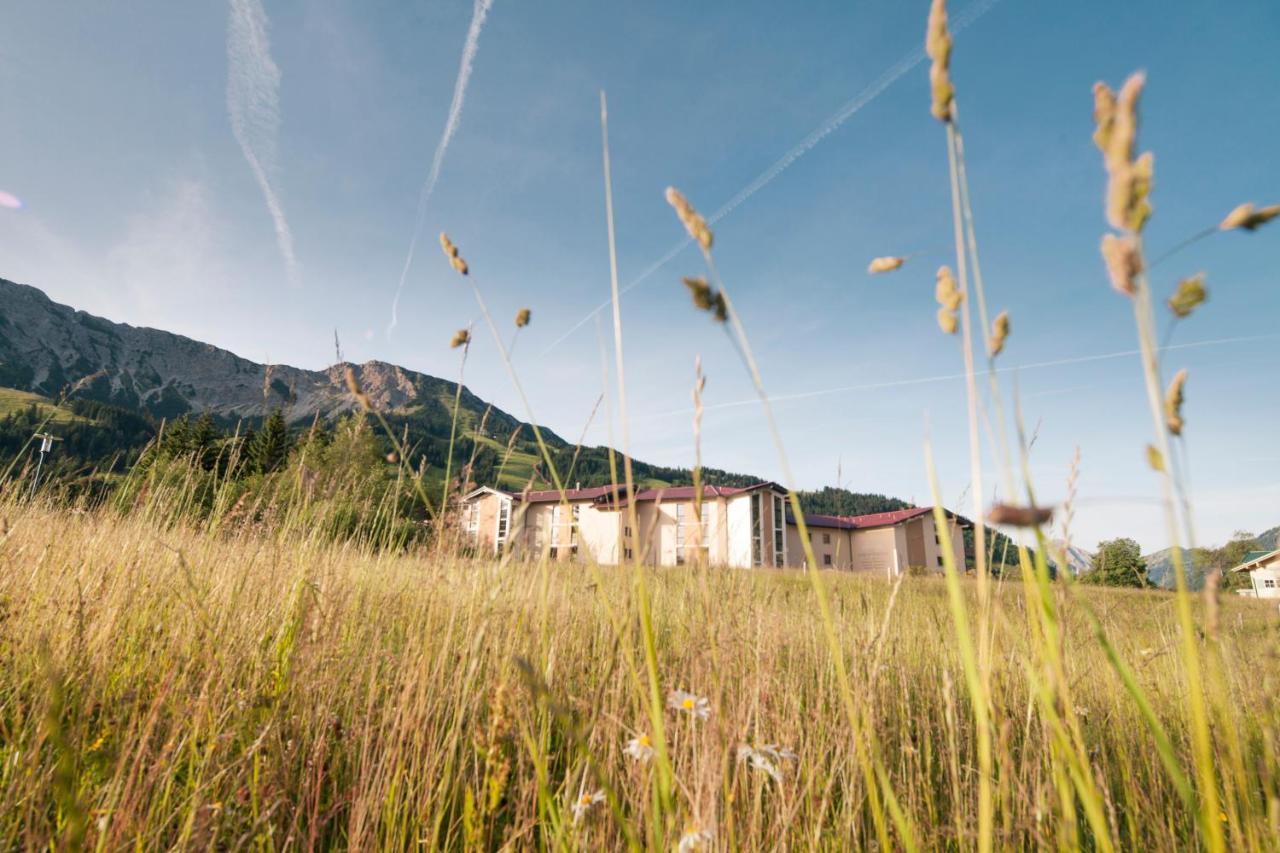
[459,482,969,574]
[1230,549,1280,599]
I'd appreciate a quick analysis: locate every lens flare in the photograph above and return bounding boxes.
[0,191,24,209]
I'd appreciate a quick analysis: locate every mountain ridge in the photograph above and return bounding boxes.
[0,278,915,509]
[0,277,543,438]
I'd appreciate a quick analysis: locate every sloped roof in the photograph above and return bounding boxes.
[469,482,783,506]
[1229,548,1280,573]
[788,506,965,531]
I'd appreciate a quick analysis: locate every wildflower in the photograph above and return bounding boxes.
[678,825,714,852]
[987,503,1053,527]
[1165,368,1188,436]
[1167,274,1207,319]
[343,366,371,410]
[624,733,654,763]
[665,187,714,251]
[868,256,905,275]
[450,328,470,349]
[737,744,798,783]
[440,232,469,275]
[667,690,711,721]
[987,310,1010,357]
[1100,233,1142,297]
[570,789,605,824]
[515,307,531,328]
[925,0,954,122]
[1219,202,1280,232]
[682,276,728,323]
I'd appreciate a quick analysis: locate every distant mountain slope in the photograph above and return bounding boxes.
[0,278,913,512]
[1144,524,1279,589]
[1050,540,1094,576]
[0,277,532,435]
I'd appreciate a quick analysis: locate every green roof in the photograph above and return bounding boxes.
[1243,550,1272,563]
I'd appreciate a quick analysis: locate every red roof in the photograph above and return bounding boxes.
[517,485,624,503]
[844,507,936,528]
[508,482,779,505]
[790,506,940,530]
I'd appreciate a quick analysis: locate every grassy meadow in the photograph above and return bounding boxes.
[2,499,1278,850]
[4,0,1280,849]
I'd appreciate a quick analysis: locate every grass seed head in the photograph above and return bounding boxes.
[935,266,962,310]
[1219,202,1280,231]
[515,308,531,328]
[450,329,471,349]
[936,306,958,334]
[1107,150,1154,233]
[926,0,954,122]
[440,232,468,275]
[1092,82,1117,156]
[1167,273,1207,319]
[683,276,728,323]
[343,366,371,410]
[988,310,1010,356]
[868,256,906,274]
[666,187,714,251]
[1146,443,1165,471]
[987,503,1053,527]
[1100,233,1142,297]
[934,266,962,333]
[1165,368,1188,436]
[1108,72,1145,172]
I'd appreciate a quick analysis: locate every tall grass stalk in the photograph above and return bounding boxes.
[688,220,915,849]
[599,91,676,841]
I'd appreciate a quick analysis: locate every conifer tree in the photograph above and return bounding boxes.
[249,409,292,474]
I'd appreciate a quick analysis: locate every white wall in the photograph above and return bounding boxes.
[727,494,754,568]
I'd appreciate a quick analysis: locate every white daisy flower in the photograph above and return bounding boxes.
[625,733,655,763]
[737,743,798,783]
[667,690,711,721]
[678,824,714,852]
[570,789,605,824]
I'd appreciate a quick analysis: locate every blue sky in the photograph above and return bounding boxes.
[1,0,1277,552]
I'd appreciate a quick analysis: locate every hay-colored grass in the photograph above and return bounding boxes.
[2,502,1277,849]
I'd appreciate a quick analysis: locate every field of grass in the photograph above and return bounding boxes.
[1,501,1278,849]
[0,387,85,424]
[3,1,1277,850]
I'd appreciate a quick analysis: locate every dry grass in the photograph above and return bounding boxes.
[2,502,1278,849]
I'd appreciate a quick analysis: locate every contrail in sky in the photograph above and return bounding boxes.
[632,334,1279,421]
[542,0,1005,356]
[227,0,298,285]
[388,0,495,336]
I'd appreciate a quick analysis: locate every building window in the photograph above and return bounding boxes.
[624,547,633,561]
[823,553,832,566]
[495,499,510,555]
[772,494,786,567]
[937,555,944,567]
[465,503,480,541]
[822,533,831,545]
[1265,578,1277,589]
[675,504,706,563]
[624,526,632,537]
[534,512,547,552]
